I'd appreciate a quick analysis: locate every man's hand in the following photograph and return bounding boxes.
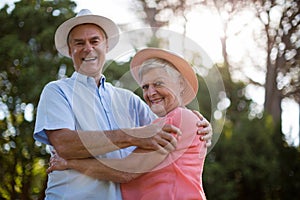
[193,110,213,147]
[129,123,181,154]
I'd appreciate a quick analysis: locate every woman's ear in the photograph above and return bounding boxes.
[179,77,186,96]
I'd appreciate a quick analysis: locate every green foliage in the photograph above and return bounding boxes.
[0,0,299,199]
[104,57,144,97]
[204,114,277,199]
[0,0,76,199]
[198,64,300,200]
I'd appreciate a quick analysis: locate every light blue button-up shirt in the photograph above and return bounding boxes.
[34,72,156,200]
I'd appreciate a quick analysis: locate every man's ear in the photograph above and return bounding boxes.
[68,46,72,57]
[106,41,109,52]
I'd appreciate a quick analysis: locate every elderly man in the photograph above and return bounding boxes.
[34,9,212,199]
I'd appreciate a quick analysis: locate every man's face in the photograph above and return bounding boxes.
[68,24,108,77]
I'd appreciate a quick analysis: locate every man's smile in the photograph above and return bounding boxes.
[82,57,97,62]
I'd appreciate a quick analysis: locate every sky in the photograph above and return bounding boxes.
[0,0,299,146]
[74,0,136,24]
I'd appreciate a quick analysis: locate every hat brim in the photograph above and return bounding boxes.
[55,15,119,57]
[130,48,199,106]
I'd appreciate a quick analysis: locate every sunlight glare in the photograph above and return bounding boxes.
[24,103,34,122]
[282,98,299,146]
[185,8,224,63]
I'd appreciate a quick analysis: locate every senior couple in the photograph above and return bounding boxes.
[34,9,211,200]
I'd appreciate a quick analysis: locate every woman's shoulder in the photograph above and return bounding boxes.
[164,107,198,127]
[172,107,198,119]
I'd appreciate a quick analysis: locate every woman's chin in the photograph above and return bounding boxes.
[151,104,167,117]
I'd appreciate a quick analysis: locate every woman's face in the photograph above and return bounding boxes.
[141,68,184,117]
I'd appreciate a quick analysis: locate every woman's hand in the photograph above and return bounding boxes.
[47,152,69,173]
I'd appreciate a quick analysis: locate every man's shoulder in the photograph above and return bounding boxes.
[45,77,71,87]
[41,78,73,96]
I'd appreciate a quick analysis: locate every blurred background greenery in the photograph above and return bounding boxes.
[0,0,299,199]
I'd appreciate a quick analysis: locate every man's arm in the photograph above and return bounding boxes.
[47,114,212,182]
[46,123,180,159]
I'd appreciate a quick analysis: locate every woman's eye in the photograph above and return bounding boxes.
[142,85,149,90]
[154,81,163,87]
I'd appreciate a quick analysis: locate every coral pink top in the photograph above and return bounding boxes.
[121,107,207,200]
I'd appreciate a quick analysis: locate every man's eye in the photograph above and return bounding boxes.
[75,42,84,46]
[91,40,100,44]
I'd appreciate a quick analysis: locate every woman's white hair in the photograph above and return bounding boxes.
[138,58,182,82]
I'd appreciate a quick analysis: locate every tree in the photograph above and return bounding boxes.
[204,113,282,200]
[136,0,300,139]
[253,0,300,123]
[250,0,300,150]
[0,0,76,199]
[131,0,300,199]
[200,0,300,135]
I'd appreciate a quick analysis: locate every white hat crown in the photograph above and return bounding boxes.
[76,9,93,16]
[54,9,119,57]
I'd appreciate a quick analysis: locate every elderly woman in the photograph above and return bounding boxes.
[47,48,208,200]
[120,48,207,199]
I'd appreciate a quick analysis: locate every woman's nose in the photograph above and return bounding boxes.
[148,85,157,95]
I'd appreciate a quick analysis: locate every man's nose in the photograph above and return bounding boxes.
[83,42,93,52]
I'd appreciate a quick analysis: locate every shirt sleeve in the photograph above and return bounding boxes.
[33,82,75,145]
[158,107,204,152]
[175,108,207,158]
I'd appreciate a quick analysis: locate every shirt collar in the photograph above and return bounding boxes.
[100,75,106,90]
[71,71,106,89]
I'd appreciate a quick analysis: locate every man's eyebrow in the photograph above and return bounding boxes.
[72,38,83,42]
[90,36,103,40]
[71,36,103,42]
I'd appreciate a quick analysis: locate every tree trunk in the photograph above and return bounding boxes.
[299,103,300,147]
[264,23,282,124]
[264,62,282,123]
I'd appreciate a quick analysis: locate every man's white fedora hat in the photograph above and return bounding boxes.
[54,9,119,57]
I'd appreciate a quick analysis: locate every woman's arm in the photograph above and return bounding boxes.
[47,110,211,182]
[46,152,140,183]
[47,148,168,182]
[100,148,168,174]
